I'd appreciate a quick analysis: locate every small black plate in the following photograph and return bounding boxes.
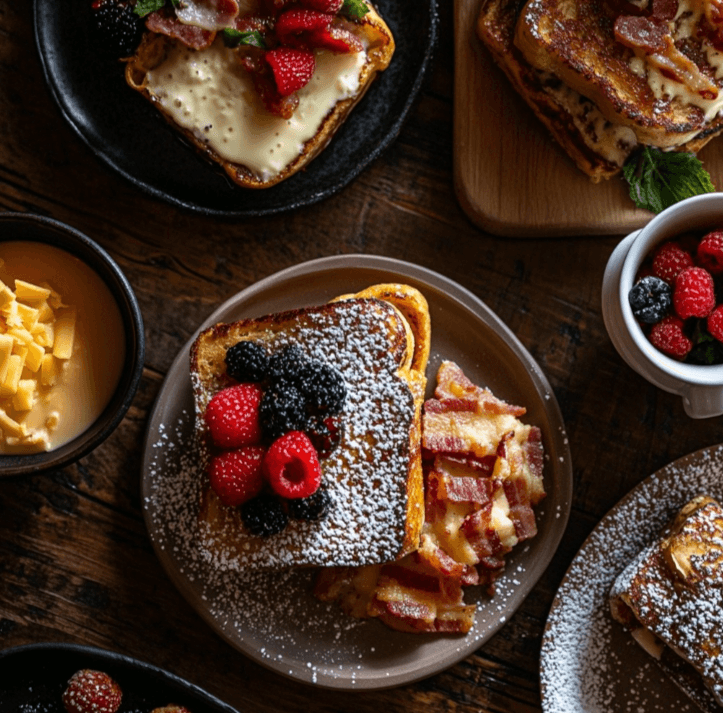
[32,0,437,217]
[0,642,239,711]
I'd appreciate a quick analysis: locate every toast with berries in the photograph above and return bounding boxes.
[189,284,430,569]
[123,0,394,189]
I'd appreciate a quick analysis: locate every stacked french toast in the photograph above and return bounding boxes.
[189,284,547,634]
[477,0,723,181]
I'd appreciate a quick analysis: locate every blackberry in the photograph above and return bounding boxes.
[268,344,306,382]
[240,494,288,536]
[225,340,269,382]
[259,380,308,440]
[306,415,344,457]
[287,489,333,521]
[628,276,672,324]
[297,361,346,413]
[93,1,144,58]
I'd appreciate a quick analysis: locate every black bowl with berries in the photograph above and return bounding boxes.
[602,193,723,419]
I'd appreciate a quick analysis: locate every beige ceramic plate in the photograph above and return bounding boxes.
[142,254,572,690]
[540,444,723,712]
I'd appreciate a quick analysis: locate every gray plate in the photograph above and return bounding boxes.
[540,444,723,712]
[141,254,572,690]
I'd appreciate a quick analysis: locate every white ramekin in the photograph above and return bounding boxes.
[602,193,723,419]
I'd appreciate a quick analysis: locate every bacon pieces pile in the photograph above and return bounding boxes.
[315,361,546,634]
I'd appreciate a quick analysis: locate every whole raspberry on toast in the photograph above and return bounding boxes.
[189,283,430,569]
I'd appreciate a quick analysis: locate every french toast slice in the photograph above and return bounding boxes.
[124,2,394,189]
[513,0,723,149]
[477,0,638,181]
[190,285,430,569]
[610,496,723,711]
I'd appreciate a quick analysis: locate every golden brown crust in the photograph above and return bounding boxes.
[124,5,394,189]
[513,0,723,148]
[190,286,431,569]
[477,0,629,181]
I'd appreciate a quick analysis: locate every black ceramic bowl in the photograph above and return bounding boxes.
[0,642,238,711]
[0,212,144,476]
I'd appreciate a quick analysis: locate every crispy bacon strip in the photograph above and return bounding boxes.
[614,6,719,98]
[174,0,240,31]
[146,8,216,49]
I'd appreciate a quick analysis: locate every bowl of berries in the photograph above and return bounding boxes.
[602,193,723,419]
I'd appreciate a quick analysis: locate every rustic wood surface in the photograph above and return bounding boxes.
[2,1,723,711]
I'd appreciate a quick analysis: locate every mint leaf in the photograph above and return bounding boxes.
[340,0,369,20]
[623,146,715,214]
[134,0,167,17]
[222,28,266,48]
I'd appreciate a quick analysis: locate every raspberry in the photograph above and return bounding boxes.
[649,316,693,360]
[673,267,716,319]
[204,384,263,448]
[264,47,316,96]
[697,231,723,275]
[287,488,333,521]
[264,430,322,499]
[208,446,266,507]
[708,305,723,343]
[240,493,288,536]
[63,670,122,713]
[225,341,269,382]
[297,361,346,413]
[275,8,333,43]
[651,241,694,284]
[259,380,308,440]
[628,276,672,324]
[306,25,364,53]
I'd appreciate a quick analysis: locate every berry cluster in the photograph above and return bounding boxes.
[62,668,191,713]
[628,231,723,363]
[203,340,345,536]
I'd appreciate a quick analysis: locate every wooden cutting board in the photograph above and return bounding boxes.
[453,0,723,238]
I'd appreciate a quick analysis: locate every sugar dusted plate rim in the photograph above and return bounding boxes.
[540,443,723,712]
[141,254,572,691]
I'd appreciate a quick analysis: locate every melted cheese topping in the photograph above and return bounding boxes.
[632,0,723,120]
[145,38,367,182]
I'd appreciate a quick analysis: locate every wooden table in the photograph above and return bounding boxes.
[2,2,722,711]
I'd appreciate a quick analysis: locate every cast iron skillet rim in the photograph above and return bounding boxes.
[0,641,240,712]
[31,0,439,217]
[0,212,145,477]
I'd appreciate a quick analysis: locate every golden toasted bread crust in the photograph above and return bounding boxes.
[190,287,431,569]
[514,0,723,147]
[477,0,635,181]
[125,5,394,189]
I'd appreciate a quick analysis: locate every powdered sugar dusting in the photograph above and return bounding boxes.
[191,300,416,568]
[541,444,723,712]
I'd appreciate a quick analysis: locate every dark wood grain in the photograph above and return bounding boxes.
[2,2,722,711]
